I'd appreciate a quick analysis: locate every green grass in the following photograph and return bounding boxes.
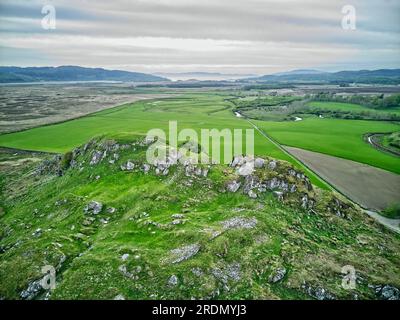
[307,101,400,116]
[254,118,400,174]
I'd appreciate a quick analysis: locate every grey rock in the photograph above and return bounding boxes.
[121,254,130,261]
[273,191,284,201]
[142,163,150,173]
[90,150,103,165]
[302,284,335,300]
[266,177,280,190]
[254,157,265,168]
[301,194,309,209]
[248,190,257,198]
[167,243,201,264]
[268,160,277,170]
[168,275,178,286]
[230,155,244,167]
[269,267,287,283]
[114,294,125,300]
[221,217,257,230]
[32,228,42,238]
[227,180,241,193]
[171,214,185,219]
[107,207,116,214]
[84,201,103,215]
[126,161,135,171]
[171,219,184,225]
[211,262,241,285]
[20,279,43,300]
[237,162,254,176]
[376,285,400,300]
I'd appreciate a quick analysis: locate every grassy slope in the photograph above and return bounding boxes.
[0,141,399,300]
[254,118,400,174]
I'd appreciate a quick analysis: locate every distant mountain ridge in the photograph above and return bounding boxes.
[0,66,168,83]
[155,72,255,81]
[249,69,400,84]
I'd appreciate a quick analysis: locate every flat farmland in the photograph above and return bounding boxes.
[285,146,400,212]
[254,117,400,174]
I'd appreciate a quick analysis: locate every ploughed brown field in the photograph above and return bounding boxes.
[284,146,400,211]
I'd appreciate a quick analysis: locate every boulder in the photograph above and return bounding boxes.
[230,155,244,167]
[248,190,257,199]
[20,279,43,300]
[166,243,201,264]
[168,275,178,286]
[84,201,103,215]
[254,157,265,168]
[221,217,257,230]
[227,180,241,193]
[237,162,254,176]
[268,160,277,170]
[269,267,287,283]
[375,285,400,300]
[126,161,135,171]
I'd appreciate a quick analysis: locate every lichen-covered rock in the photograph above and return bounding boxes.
[227,180,241,193]
[20,280,43,300]
[168,275,178,286]
[165,243,201,264]
[375,285,400,300]
[269,267,287,283]
[84,201,103,215]
[221,217,257,230]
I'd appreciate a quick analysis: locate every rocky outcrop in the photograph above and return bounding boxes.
[302,283,335,300]
[373,285,400,300]
[164,243,201,264]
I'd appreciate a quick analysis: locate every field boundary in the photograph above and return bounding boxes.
[364,132,400,157]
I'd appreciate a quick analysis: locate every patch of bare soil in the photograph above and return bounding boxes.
[284,146,400,211]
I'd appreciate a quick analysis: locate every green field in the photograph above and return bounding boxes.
[306,101,400,116]
[254,118,400,174]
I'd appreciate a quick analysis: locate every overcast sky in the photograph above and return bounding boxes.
[0,0,399,75]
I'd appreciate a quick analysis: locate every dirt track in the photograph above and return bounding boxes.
[284,146,400,211]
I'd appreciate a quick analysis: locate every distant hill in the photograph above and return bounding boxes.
[0,66,168,83]
[155,72,255,81]
[272,69,329,76]
[248,69,400,84]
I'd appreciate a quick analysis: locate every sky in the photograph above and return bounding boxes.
[0,0,399,75]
